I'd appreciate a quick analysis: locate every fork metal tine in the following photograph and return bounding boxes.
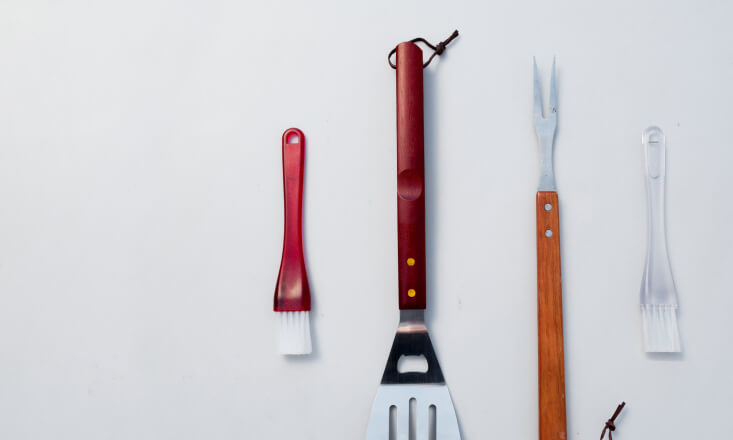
[549,56,558,114]
[533,57,543,119]
[533,56,558,191]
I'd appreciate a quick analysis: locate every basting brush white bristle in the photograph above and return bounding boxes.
[277,311,312,355]
[641,305,680,352]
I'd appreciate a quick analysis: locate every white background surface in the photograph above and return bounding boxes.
[1,1,732,439]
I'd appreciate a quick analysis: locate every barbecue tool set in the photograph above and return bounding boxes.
[272,29,679,439]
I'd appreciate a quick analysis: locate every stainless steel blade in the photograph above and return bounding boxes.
[366,384,460,440]
[366,310,461,439]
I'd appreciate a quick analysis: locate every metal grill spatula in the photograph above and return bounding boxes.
[366,41,461,440]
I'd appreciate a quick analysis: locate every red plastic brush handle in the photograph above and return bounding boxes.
[274,128,311,312]
[396,42,426,310]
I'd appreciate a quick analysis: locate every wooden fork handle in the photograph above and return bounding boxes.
[536,191,567,440]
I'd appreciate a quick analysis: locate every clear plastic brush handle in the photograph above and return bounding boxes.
[641,127,678,306]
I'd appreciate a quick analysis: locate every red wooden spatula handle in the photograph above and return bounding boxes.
[396,42,426,310]
[274,128,310,312]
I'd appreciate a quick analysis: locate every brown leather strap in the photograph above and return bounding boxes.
[388,30,459,68]
[600,402,626,440]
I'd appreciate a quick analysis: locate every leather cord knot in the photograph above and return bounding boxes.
[600,402,626,440]
[388,30,459,69]
[434,40,448,55]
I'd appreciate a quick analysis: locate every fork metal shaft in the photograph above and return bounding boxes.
[538,136,556,191]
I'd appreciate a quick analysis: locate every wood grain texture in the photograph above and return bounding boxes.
[536,191,567,440]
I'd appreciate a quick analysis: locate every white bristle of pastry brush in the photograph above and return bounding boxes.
[277,311,312,355]
[641,305,680,352]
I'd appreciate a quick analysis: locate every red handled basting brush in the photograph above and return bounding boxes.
[274,127,311,355]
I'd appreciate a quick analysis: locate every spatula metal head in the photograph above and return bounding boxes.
[366,311,461,439]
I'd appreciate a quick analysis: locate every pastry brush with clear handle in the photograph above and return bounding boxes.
[640,126,680,352]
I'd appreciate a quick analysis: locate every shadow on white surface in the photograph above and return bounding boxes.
[423,53,467,440]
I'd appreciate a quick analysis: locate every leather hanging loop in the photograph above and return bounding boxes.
[600,402,626,440]
[388,30,459,69]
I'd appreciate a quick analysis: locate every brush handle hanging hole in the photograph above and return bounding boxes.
[545,229,553,237]
[545,203,552,211]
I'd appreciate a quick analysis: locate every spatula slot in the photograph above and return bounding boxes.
[429,404,437,440]
[366,385,460,439]
[389,405,397,440]
[409,398,417,440]
[398,355,429,373]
